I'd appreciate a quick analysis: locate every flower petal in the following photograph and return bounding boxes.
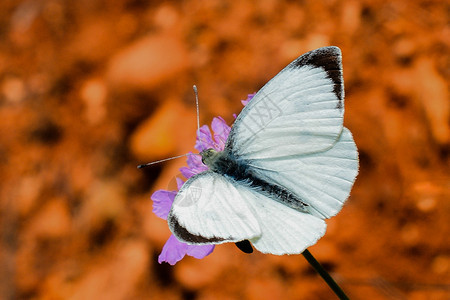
[186,244,215,259]
[195,125,214,152]
[158,235,215,265]
[241,93,256,106]
[180,165,207,179]
[180,153,208,178]
[211,117,231,151]
[179,166,197,179]
[186,153,205,170]
[158,235,188,265]
[176,177,185,190]
[151,190,176,220]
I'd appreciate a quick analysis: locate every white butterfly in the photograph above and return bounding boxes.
[167,46,359,255]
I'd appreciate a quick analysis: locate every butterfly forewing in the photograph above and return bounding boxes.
[227,46,345,160]
[167,172,261,244]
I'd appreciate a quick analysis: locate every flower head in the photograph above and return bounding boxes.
[151,117,232,265]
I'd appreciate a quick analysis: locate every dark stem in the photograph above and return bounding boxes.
[302,249,349,300]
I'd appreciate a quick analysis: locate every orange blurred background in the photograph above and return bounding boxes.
[0,0,448,299]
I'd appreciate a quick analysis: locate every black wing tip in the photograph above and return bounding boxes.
[316,46,341,55]
[291,46,344,108]
[291,46,342,70]
[300,46,342,59]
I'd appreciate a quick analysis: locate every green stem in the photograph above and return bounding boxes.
[302,249,349,300]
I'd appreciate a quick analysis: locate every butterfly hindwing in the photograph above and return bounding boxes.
[247,190,327,255]
[247,128,359,218]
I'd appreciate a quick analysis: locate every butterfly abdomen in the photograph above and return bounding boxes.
[210,151,308,211]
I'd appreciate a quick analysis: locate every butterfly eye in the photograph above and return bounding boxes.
[200,149,215,165]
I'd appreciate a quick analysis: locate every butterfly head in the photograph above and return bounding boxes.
[200,148,219,168]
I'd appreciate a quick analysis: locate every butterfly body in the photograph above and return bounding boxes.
[167,46,359,255]
[201,148,309,211]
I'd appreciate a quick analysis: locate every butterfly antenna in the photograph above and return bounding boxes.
[138,86,205,170]
[137,153,198,169]
[193,85,210,149]
[193,85,200,133]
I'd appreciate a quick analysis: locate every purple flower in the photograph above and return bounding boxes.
[151,116,233,265]
[151,94,255,265]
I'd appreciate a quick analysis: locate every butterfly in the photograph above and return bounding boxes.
[167,46,359,255]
